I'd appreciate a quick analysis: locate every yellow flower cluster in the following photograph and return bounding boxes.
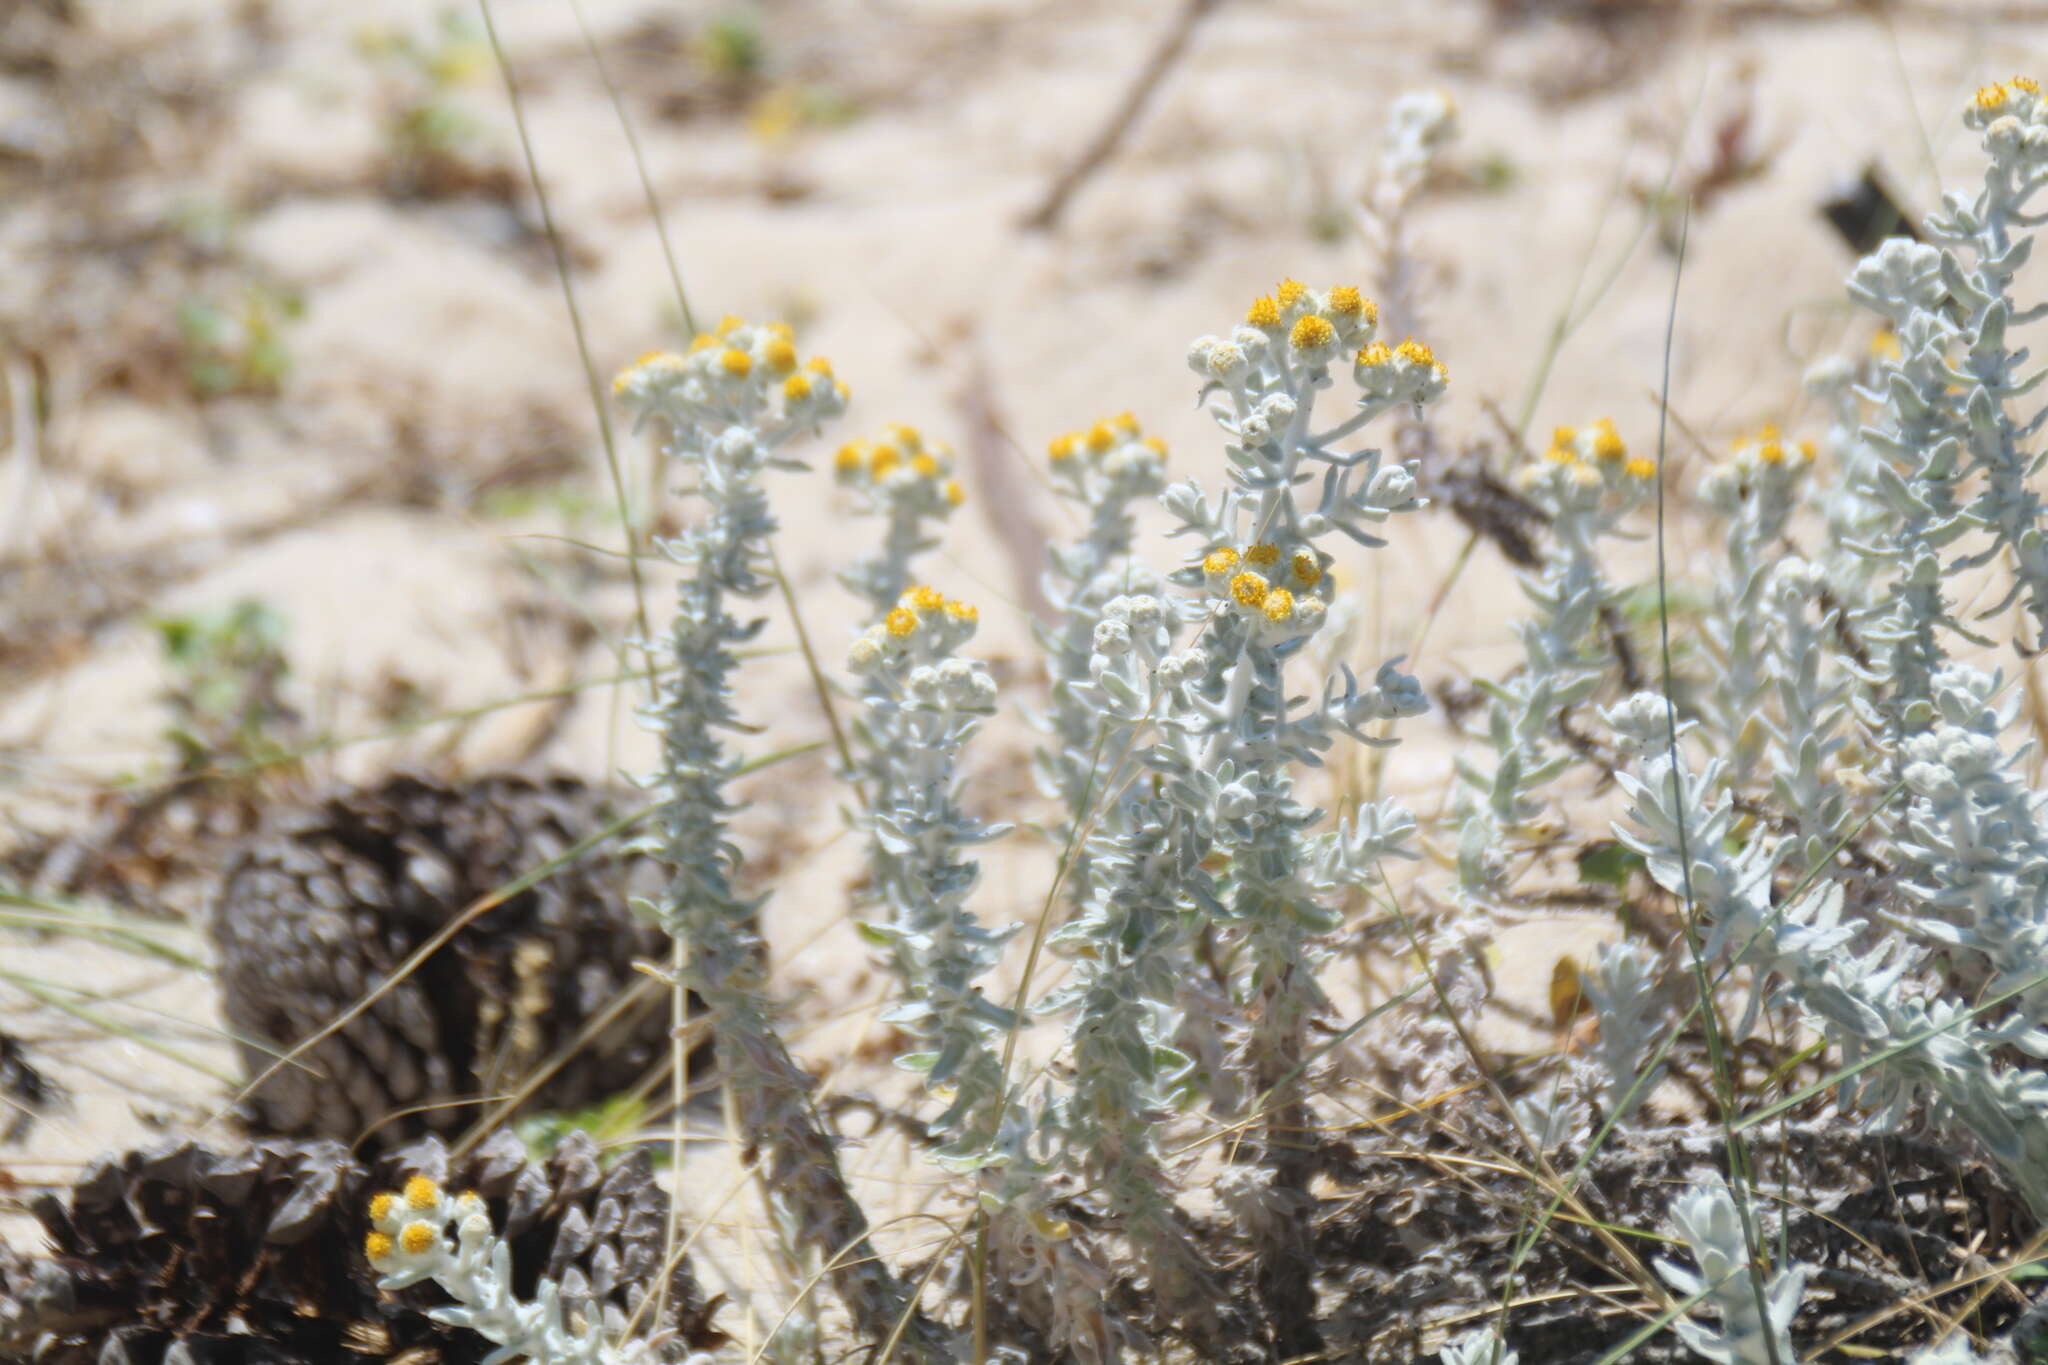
[1047,411,1168,466]
[1200,542,1331,638]
[835,424,966,506]
[1242,279,1380,361]
[363,1175,483,1275]
[1538,418,1654,482]
[610,316,847,424]
[1729,422,1816,473]
[1974,75,2040,114]
[849,584,980,671]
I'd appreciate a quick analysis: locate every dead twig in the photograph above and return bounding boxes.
[1018,0,1224,232]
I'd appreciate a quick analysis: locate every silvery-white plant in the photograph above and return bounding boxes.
[611,325,947,1360]
[1842,77,2048,735]
[365,1175,698,1365]
[832,424,966,617]
[1453,421,1654,890]
[1655,1180,1809,1365]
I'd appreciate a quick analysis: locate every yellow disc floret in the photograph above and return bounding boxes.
[835,442,866,473]
[1276,278,1308,309]
[885,607,918,638]
[2012,75,2040,94]
[1395,338,1437,367]
[403,1176,440,1210]
[870,445,902,478]
[1291,552,1321,588]
[763,337,798,373]
[399,1221,439,1256]
[786,374,815,401]
[1624,456,1657,480]
[1049,432,1078,462]
[715,314,744,336]
[1976,83,2010,111]
[1142,435,1167,458]
[1244,543,1281,567]
[907,585,946,611]
[1230,572,1269,608]
[944,480,965,506]
[1591,419,1626,462]
[1758,440,1786,464]
[1326,286,1366,319]
[944,598,979,623]
[1263,589,1295,623]
[366,1230,395,1262]
[688,332,717,353]
[1086,421,1117,453]
[1289,315,1335,350]
[720,348,753,377]
[806,355,834,376]
[1111,411,1139,434]
[911,453,940,478]
[1357,342,1392,368]
[1247,295,1282,328]
[369,1192,396,1223]
[1204,547,1240,576]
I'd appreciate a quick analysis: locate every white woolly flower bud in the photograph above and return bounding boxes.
[1092,619,1133,657]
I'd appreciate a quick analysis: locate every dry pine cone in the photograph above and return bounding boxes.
[211,772,689,1147]
[2,1130,719,1364]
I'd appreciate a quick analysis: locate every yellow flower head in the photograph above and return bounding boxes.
[1111,411,1139,434]
[1049,432,1078,462]
[1086,420,1117,454]
[1142,435,1168,459]
[1263,588,1295,622]
[1326,286,1367,320]
[869,445,902,478]
[1543,443,1576,465]
[1976,83,2010,112]
[719,348,753,377]
[807,355,834,376]
[887,423,922,451]
[783,373,813,401]
[1289,315,1336,350]
[1395,338,1437,367]
[911,453,940,479]
[885,607,918,638]
[399,1221,439,1256]
[835,442,866,473]
[1357,342,1392,368]
[403,1176,441,1210]
[716,314,744,336]
[1758,441,1786,464]
[906,585,946,611]
[1797,439,1817,462]
[1291,552,1321,588]
[1247,295,1282,328]
[1244,542,1281,567]
[763,337,798,373]
[1624,456,1657,481]
[688,332,717,353]
[369,1192,396,1223]
[1204,547,1240,576]
[944,598,979,623]
[366,1230,395,1262]
[1591,419,1626,462]
[944,479,965,506]
[2013,76,2040,94]
[1276,278,1308,309]
[1230,572,1269,608]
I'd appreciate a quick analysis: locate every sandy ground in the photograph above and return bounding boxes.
[2,0,2045,1341]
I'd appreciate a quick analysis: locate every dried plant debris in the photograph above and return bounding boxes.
[0,1130,720,1365]
[1316,1111,2040,1364]
[0,1030,61,1144]
[210,772,692,1148]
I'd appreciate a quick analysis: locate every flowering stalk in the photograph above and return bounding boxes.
[1171,280,1433,1352]
[1453,420,1653,890]
[1034,414,1170,907]
[612,325,944,1360]
[367,1176,637,1365]
[832,424,966,617]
